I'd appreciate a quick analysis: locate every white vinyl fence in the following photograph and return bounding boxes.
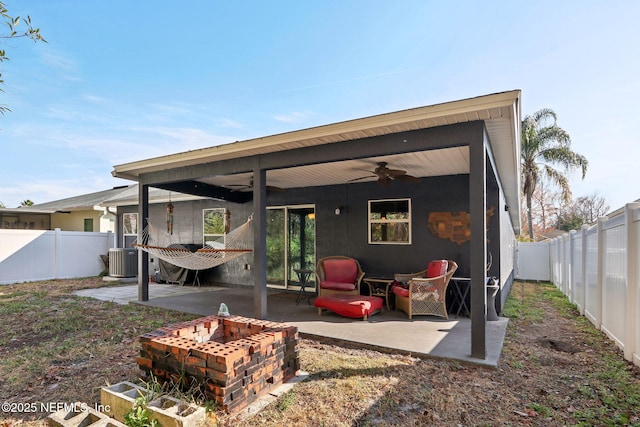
[0,229,115,285]
[517,202,640,367]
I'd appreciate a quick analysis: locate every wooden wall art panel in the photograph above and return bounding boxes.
[427,206,495,245]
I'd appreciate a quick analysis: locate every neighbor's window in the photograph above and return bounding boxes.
[123,213,138,248]
[368,199,411,244]
[203,208,227,247]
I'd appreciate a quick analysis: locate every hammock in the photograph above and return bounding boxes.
[133,216,253,271]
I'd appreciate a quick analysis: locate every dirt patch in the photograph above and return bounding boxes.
[1,278,639,426]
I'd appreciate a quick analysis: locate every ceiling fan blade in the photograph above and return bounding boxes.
[348,175,376,183]
[394,174,421,183]
[385,168,408,178]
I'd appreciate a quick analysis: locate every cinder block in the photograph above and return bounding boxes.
[100,381,206,427]
[100,381,148,423]
[47,405,126,427]
[146,395,206,427]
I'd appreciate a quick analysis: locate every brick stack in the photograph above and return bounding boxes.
[136,315,299,414]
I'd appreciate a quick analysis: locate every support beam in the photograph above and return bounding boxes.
[153,181,251,204]
[138,184,150,301]
[252,168,268,319]
[469,138,487,359]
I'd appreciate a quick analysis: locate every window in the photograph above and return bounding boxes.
[368,199,411,244]
[203,208,227,247]
[84,218,94,232]
[123,213,138,248]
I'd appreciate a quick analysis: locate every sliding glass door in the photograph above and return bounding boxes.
[266,205,315,290]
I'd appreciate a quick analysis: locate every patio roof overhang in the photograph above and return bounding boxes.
[112,90,522,232]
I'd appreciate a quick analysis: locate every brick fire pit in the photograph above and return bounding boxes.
[136,315,299,414]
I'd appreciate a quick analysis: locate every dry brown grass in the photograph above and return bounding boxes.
[1,278,640,426]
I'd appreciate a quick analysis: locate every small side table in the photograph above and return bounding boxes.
[449,277,471,317]
[363,277,394,311]
[294,268,314,305]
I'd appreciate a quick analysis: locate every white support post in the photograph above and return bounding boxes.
[569,230,577,304]
[579,224,589,316]
[54,228,62,280]
[625,203,639,363]
[595,217,606,330]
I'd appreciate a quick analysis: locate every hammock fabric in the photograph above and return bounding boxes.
[133,217,253,271]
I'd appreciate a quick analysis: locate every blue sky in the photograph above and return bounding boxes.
[1,1,638,211]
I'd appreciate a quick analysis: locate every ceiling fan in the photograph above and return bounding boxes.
[227,176,286,193]
[349,162,421,186]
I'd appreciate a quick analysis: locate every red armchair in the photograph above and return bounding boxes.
[314,256,365,297]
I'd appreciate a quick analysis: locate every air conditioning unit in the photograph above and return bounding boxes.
[109,248,138,277]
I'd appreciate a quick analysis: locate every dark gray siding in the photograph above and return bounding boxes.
[117,172,506,287]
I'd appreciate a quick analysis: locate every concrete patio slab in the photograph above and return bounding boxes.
[74,283,508,367]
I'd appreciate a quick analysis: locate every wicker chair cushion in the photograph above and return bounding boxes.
[392,286,409,297]
[426,260,448,279]
[323,259,358,283]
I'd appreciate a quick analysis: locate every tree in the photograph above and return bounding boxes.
[521,108,588,240]
[556,192,610,231]
[574,192,609,224]
[1,2,46,115]
[519,181,562,239]
[0,201,5,208]
[556,210,584,232]
[20,199,33,207]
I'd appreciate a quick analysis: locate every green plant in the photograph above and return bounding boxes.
[203,400,217,414]
[277,390,296,412]
[527,402,551,417]
[139,372,165,400]
[124,396,158,427]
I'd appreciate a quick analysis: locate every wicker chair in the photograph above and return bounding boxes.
[392,260,458,319]
[314,256,365,297]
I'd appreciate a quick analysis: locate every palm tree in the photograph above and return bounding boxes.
[521,108,588,240]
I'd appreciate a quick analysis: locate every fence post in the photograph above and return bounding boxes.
[595,217,606,330]
[562,234,571,300]
[579,224,589,316]
[625,203,639,362]
[569,230,577,304]
[54,228,62,280]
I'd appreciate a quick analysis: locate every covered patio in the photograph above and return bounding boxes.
[110,90,522,362]
[75,282,508,367]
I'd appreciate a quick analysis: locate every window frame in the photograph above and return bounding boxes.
[368,198,412,245]
[203,208,227,247]
[122,212,138,248]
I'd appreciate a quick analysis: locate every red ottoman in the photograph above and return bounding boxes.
[314,294,384,320]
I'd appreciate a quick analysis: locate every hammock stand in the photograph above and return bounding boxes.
[133,216,253,272]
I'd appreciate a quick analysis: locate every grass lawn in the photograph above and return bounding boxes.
[1,278,639,426]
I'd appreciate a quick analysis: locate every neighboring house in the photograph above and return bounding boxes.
[0,186,131,232]
[111,90,522,360]
[536,228,567,242]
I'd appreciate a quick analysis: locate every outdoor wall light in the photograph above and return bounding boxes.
[335,206,343,215]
